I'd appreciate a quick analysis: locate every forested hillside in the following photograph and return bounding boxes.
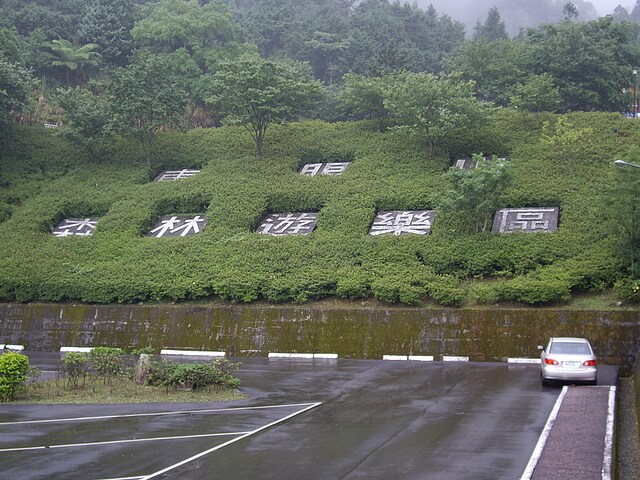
[0,1,639,306]
[0,111,638,306]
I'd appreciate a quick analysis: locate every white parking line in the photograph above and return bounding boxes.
[96,477,144,480]
[520,385,568,480]
[0,402,318,426]
[0,431,250,453]
[140,402,322,479]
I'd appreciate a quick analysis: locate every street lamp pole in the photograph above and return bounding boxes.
[634,67,638,118]
[614,159,640,277]
[615,159,640,169]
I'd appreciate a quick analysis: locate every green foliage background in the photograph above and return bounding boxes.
[0,111,637,306]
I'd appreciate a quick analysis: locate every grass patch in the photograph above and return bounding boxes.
[10,375,246,404]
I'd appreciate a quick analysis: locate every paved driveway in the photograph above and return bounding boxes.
[0,357,617,479]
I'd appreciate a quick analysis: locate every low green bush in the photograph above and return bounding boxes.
[59,352,89,388]
[614,277,640,304]
[87,347,125,377]
[0,352,30,402]
[146,359,241,390]
[335,267,371,299]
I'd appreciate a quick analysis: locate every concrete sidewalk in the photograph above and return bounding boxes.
[523,386,616,480]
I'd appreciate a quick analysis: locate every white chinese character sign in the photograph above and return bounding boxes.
[256,213,319,236]
[369,211,436,236]
[155,169,201,181]
[492,208,559,233]
[147,215,207,237]
[453,158,475,171]
[53,218,98,237]
[299,162,350,176]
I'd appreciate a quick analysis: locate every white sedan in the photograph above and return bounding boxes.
[538,337,598,386]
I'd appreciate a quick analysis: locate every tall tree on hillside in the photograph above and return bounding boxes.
[55,86,115,161]
[608,147,640,277]
[0,55,34,129]
[384,71,493,156]
[613,5,630,22]
[448,39,532,106]
[106,51,189,166]
[526,16,639,112]
[630,0,640,23]
[304,31,350,85]
[208,57,323,156]
[473,6,508,41]
[509,74,561,112]
[562,2,579,21]
[338,72,390,130]
[132,0,249,72]
[44,38,102,85]
[78,0,134,66]
[440,154,512,234]
[346,0,464,75]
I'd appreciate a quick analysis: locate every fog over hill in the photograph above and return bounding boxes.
[415,0,609,36]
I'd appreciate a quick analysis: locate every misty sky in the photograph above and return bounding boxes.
[593,0,633,14]
[417,0,638,37]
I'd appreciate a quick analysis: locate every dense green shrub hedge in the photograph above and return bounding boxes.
[0,112,637,306]
[146,359,241,390]
[0,352,31,401]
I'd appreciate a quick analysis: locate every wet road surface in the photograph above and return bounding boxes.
[0,356,617,479]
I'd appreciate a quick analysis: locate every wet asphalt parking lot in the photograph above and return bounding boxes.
[0,354,618,480]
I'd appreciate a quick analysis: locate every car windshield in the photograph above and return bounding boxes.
[549,342,591,355]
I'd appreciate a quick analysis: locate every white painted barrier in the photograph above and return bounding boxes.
[382,355,407,361]
[383,355,434,361]
[442,355,469,362]
[160,349,225,357]
[507,358,539,364]
[268,352,291,358]
[408,355,434,362]
[313,353,338,359]
[268,352,338,359]
[60,346,93,353]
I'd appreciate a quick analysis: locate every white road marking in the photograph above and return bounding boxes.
[520,385,568,480]
[0,431,250,453]
[140,402,322,479]
[602,386,616,480]
[96,477,145,480]
[0,402,319,426]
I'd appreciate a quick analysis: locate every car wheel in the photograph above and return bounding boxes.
[541,376,550,387]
